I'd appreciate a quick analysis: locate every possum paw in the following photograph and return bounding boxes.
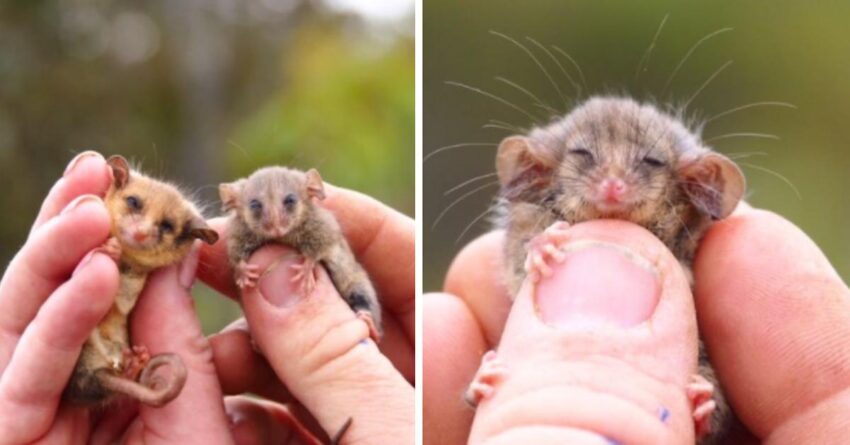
[524,221,571,283]
[122,345,151,381]
[356,311,382,343]
[97,236,122,263]
[688,373,717,440]
[290,257,318,296]
[235,260,261,289]
[464,350,507,408]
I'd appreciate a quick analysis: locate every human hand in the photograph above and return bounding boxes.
[0,152,233,444]
[199,185,415,444]
[424,204,850,444]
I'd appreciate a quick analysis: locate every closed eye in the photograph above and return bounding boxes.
[568,147,594,160]
[642,156,666,168]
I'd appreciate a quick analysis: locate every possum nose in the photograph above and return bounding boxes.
[599,177,627,202]
[133,231,149,242]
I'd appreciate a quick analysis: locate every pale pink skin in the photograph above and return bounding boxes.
[424,205,850,445]
[465,221,716,440]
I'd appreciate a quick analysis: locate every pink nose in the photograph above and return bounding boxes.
[133,231,149,242]
[599,177,627,203]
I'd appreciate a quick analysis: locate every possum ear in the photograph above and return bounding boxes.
[219,180,246,212]
[107,155,131,189]
[305,169,326,201]
[186,218,219,245]
[496,136,558,203]
[679,152,745,220]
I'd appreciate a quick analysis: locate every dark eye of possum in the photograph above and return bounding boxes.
[159,219,174,234]
[249,199,263,212]
[283,193,297,209]
[568,147,594,162]
[126,195,142,211]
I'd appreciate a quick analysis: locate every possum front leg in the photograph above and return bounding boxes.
[693,343,732,445]
[321,244,383,342]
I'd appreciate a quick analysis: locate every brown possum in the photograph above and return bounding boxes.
[63,155,219,407]
[219,166,383,342]
[473,96,745,444]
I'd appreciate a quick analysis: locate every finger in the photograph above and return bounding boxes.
[0,195,111,365]
[226,396,326,445]
[423,292,485,445]
[443,230,513,346]
[127,243,231,443]
[209,320,294,402]
[694,207,850,442]
[30,151,112,233]
[197,184,415,338]
[241,244,414,445]
[0,252,118,444]
[468,220,698,445]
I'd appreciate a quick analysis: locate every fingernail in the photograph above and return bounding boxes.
[178,241,201,289]
[72,250,97,277]
[60,194,103,216]
[63,150,103,177]
[535,242,659,328]
[258,253,305,308]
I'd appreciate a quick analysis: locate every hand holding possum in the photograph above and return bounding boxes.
[424,206,850,444]
[0,152,233,444]
[200,183,415,444]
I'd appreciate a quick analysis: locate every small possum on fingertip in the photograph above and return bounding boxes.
[63,155,219,407]
[465,97,746,445]
[219,166,383,342]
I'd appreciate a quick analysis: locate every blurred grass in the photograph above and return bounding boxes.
[424,0,850,290]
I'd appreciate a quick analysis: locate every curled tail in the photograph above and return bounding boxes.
[99,353,187,407]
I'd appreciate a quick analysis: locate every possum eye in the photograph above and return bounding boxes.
[159,219,174,234]
[249,199,263,212]
[283,193,297,209]
[642,156,666,168]
[568,147,594,161]
[125,195,142,211]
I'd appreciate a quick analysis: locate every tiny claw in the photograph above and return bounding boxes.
[687,374,717,440]
[235,261,261,289]
[356,311,382,343]
[524,221,572,284]
[97,237,122,263]
[290,257,317,296]
[464,350,507,408]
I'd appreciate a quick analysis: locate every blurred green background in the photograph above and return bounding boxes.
[424,1,850,290]
[0,0,413,334]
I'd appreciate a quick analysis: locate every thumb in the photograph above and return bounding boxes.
[469,220,700,445]
[241,245,413,445]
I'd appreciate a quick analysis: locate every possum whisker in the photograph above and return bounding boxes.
[433,181,500,229]
[446,81,540,122]
[738,161,802,199]
[704,101,796,124]
[495,76,558,115]
[662,27,734,95]
[444,172,499,196]
[227,140,252,161]
[424,142,497,163]
[490,31,569,110]
[456,206,495,244]
[664,196,695,243]
[635,13,670,83]
[551,45,588,94]
[483,123,519,133]
[723,151,768,160]
[683,60,733,110]
[526,37,582,99]
[705,132,779,143]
